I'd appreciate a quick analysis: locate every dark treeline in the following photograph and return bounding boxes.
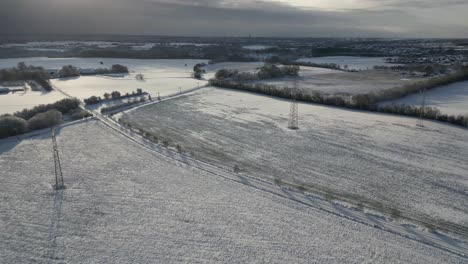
[209,79,468,128]
[58,64,129,78]
[84,89,145,105]
[100,98,146,114]
[12,98,80,120]
[0,98,89,139]
[0,62,52,91]
[79,46,256,63]
[215,64,300,81]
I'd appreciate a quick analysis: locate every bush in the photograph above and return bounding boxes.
[84,96,102,105]
[70,109,92,120]
[0,115,27,139]
[111,91,121,99]
[110,64,129,73]
[58,65,80,78]
[27,109,63,131]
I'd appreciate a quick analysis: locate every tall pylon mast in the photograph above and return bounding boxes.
[417,88,427,127]
[288,80,299,130]
[52,128,65,190]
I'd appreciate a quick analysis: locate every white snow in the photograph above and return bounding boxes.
[122,87,468,231]
[0,90,66,115]
[0,119,465,263]
[257,69,416,95]
[0,58,208,102]
[203,62,264,80]
[381,81,468,115]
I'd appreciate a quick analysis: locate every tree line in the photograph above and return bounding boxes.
[0,98,90,139]
[214,64,300,81]
[84,89,145,105]
[0,62,52,91]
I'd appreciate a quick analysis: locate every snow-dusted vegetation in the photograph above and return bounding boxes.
[120,87,468,236]
[1,120,466,263]
[257,68,417,95]
[381,81,468,115]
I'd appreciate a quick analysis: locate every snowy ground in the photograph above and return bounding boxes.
[0,120,466,263]
[381,81,468,115]
[202,61,418,96]
[258,69,419,96]
[0,90,66,115]
[0,58,207,104]
[121,87,468,235]
[203,62,264,80]
[296,56,399,71]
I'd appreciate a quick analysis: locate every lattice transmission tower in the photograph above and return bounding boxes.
[288,80,299,130]
[52,128,65,190]
[417,88,427,127]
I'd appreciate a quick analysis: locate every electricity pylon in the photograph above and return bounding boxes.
[417,88,427,127]
[288,81,299,130]
[52,128,65,190]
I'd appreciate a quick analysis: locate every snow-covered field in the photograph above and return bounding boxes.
[202,61,417,96]
[203,62,264,80]
[0,58,207,102]
[296,56,399,71]
[121,87,468,234]
[1,120,466,263]
[0,90,66,115]
[259,69,418,96]
[381,81,468,115]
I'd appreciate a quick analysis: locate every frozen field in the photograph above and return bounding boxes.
[121,87,468,234]
[0,120,466,263]
[203,62,264,80]
[0,57,208,101]
[381,81,468,115]
[258,69,418,96]
[296,56,398,71]
[0,90,66,115]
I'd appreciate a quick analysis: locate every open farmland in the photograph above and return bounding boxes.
[381,81,468,115]
[0,90,66,115]
[204,61,420,96]
[257,68,420,96]
[203,62,264,80]
[0,120,466,263]
[120,87,468,236]
[0,57,207,100]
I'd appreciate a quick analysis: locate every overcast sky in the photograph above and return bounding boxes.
[1,0,467,38]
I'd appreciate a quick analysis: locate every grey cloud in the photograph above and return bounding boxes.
[0,0,466,37]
